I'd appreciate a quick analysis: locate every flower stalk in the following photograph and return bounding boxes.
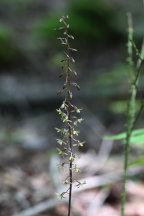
[56,15,85,216]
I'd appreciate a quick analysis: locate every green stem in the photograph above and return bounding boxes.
[121,133,130,216]
[121,13,134,216]
[121,13,144,215]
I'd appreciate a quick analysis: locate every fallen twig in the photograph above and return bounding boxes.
[12,166,144,216]
[12,198,66,216]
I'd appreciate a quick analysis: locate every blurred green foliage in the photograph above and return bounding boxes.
[95,64,128,85]
[105,127,144,169]
[0,0,29,2]
[109,100,128,114]
[129,158,144,167]
[109,100,141,114]
[90,64,129,97]
[36,0,120,47]
[105,128,144,147]
[50,52,65,67]
[0,25,18,65]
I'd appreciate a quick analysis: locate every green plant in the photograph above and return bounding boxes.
[55,15,85,216]
[0,25,17,64]
[36,0,119,47]
[104,12,144,216]
[121,12,144,216]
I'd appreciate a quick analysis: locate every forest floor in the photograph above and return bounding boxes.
[0,146,144,216]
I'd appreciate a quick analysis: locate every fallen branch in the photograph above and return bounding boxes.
[73,166,144,193]
[12,166,144,216]
[12,198,66,216]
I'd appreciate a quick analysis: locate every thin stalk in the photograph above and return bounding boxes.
[56,15,83,216]
[66,31,73,216]
[121,12,144,216]
[121,13,134,216]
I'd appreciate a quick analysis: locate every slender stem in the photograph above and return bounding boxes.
[67,101,73,216]
[67,81,73,216]
[66,30,73,216]
[121,133,130,216]
[121,13,134,216]
[121,13,144,215]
